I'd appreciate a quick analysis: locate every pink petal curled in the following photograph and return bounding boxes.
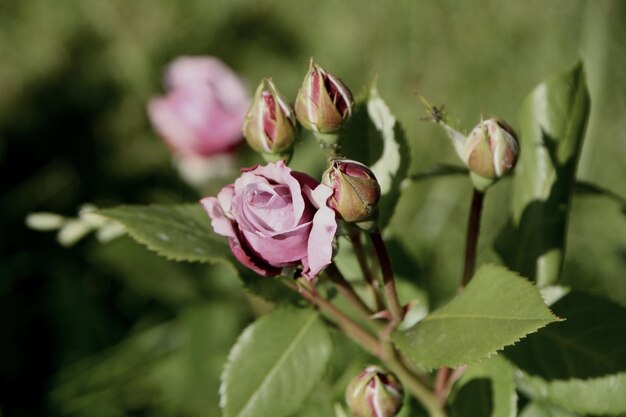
[302,184,337,280]
[200,190,235,238]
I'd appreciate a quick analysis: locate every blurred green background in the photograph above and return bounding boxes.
[1,0,625,416]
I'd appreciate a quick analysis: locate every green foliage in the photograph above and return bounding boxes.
[338,82,410,229]
[393,264,559,369]
[220,306,332,417]
[496,63,591,287]
[504,291,626,379]
[51,302,248,417]
[99,204,298,303]
[518,372,626,416]
[456,356,517,417]
[99,204,230,263]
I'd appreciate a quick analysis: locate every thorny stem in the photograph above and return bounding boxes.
[369,228,404,324]
[347,226,385,310]
[462,188,485,287]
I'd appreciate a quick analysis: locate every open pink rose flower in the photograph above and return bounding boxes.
[201,161,337,280]
[148,56,250,157]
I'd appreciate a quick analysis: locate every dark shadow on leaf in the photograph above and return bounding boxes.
[449,378,493,417]
[503,291,626,380]
[495,129,582,282]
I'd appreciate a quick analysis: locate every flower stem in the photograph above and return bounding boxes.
[326,263,376,319]
[369,228,404,323]
[293,282,384,357]
[461,188,485,287]
[434,188,486,405]
[347,226,385,310]
[286,280,447,417]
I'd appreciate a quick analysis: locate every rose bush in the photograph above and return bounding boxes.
[201,161,337,280]
[148,56,250,157]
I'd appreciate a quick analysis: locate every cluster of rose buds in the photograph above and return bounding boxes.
[242,58,354,159]
[345,366,404,417]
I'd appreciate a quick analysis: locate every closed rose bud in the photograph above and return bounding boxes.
[295,60,354,134]
[243,79,297,160]
[345,366,404,417]
[464,118,519,179]
[323,159,381,223]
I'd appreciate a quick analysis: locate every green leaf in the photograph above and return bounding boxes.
[519,402,580,417]
[220,306,332,417]
[99,204,298,303]
[456,356,517,417]
[504,291,626,379]
[449,378,493,417]
[393,264,559,369]
[338,82,410,228]
[561,194,626,307]
[518,372,626,416]
[496,63,591,287]
[99,204,230,263]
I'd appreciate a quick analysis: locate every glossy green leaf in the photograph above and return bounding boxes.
[504,291,626,379]
[518,372,626,416]
[220,307,332,417]
[496,63,591,287]
[456,356,517,417]
[393,264,559,369]
[338,82,410,228]
[99,204,230,263]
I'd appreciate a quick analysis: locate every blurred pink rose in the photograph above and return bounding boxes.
[148,56,250,157]
[201,161,337,280]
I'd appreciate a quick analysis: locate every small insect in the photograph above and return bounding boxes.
[418,96,446,124]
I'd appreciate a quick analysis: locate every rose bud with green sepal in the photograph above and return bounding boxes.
[464,118,519,180]
[322,159,381,224]
[242,78,297,162]
[345,365,404,417]
[295,59,354,137]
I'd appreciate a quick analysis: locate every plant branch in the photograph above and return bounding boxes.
[369,228,404,323]
[290,280,384,358]
[325,263,376,320]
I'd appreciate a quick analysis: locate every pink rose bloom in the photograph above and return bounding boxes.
[148,56,250,157]
[201,161,337,280]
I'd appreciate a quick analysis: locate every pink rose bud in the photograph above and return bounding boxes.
[323,159,381,223]
[295,59,354,134]
[464,118,519,179]
[242,79,297,160]
[201,161,337,280]
[148,56,250,157]
[345,365,404,417]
